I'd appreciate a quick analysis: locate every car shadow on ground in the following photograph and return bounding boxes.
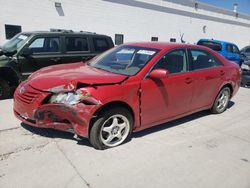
[240,85,250,89]
[21,123,92,147]
[133,101,235,138]
[21,101,235,147]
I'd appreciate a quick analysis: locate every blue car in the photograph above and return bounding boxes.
[197,39,241,65]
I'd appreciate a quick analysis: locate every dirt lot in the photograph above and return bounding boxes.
[1,87,250,188]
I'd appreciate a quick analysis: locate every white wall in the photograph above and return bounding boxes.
[0,0,250,48]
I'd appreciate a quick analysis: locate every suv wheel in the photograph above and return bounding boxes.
[0,78,11,99]
[211,87,231,114]
[89,107,133,150]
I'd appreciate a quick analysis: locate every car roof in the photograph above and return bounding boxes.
[123,42,208,50]
[21,31,110,37]
[198,39,237,46]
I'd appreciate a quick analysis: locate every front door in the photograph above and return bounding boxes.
[140,49,194,128]
[18,36,63,79]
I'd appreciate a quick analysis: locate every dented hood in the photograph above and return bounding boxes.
[28,62,127,91]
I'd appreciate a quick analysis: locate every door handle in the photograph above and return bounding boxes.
[185,77,193,84]
[82,56,93,61]
[50,57,61,62]
[220,70,225,76]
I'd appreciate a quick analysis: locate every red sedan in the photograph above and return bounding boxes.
[13,42,241,149]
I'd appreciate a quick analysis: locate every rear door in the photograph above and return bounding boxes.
[92,37,113,54]
[19,36,63,78]
[60,35,96,63]
[225,44,240,64]
[140,48,195,128]
[188,48,225,111]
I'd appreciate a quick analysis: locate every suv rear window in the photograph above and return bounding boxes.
[93,38,110,52]
[66,37,89,52]
[197,41,222,52]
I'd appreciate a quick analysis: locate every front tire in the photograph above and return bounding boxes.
[0,77,11,100]
[211,87,231,114]
[89,107,133,150]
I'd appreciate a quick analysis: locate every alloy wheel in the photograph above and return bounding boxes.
[216,89,230,111]
[100,114,130,147]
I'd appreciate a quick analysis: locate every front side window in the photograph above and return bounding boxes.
[153,49,188,74]
[28,37,60,53]
[190,49,222,70]
[89,45,159,76]
[65,37,89,52]
[226,44,233,53]
[93,38,109,52]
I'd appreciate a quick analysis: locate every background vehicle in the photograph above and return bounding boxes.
[0,30,114,99]
[197,39,241,65]
[241,60,250,87]
[14,42,240,149]
[240,45,250,62]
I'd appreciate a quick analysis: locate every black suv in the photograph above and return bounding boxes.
[0,30,114,99]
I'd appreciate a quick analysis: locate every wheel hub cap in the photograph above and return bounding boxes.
[100,115,130,147]
[111,126,119,135]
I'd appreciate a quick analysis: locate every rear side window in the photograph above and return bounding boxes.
[93,38,110,52]
[197,41,222,52]
[232,45,240,54]
[226,44,239,54]
[153,49,188,74]
[65,37,89,52]
[28,37,60,53]
[190,49,222,70]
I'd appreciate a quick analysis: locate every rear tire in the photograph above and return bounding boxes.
[0,77,11,99]
[89,107,133,150]
[211,87,231,114]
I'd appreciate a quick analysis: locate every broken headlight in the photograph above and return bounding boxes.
[49,91,88,105]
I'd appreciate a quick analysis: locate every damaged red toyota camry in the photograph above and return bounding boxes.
[14,42,240,149]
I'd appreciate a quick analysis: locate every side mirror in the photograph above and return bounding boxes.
[149,69,169,79]
[21,48,33,57]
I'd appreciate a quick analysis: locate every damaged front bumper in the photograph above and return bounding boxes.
[14,82,102,138]
[14,103,99,138]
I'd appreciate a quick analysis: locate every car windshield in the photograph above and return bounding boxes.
[2,33,30,53]
[88,45,159,76]
[197,41,222,52]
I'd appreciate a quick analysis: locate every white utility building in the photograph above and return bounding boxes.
[0,0,250,48]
